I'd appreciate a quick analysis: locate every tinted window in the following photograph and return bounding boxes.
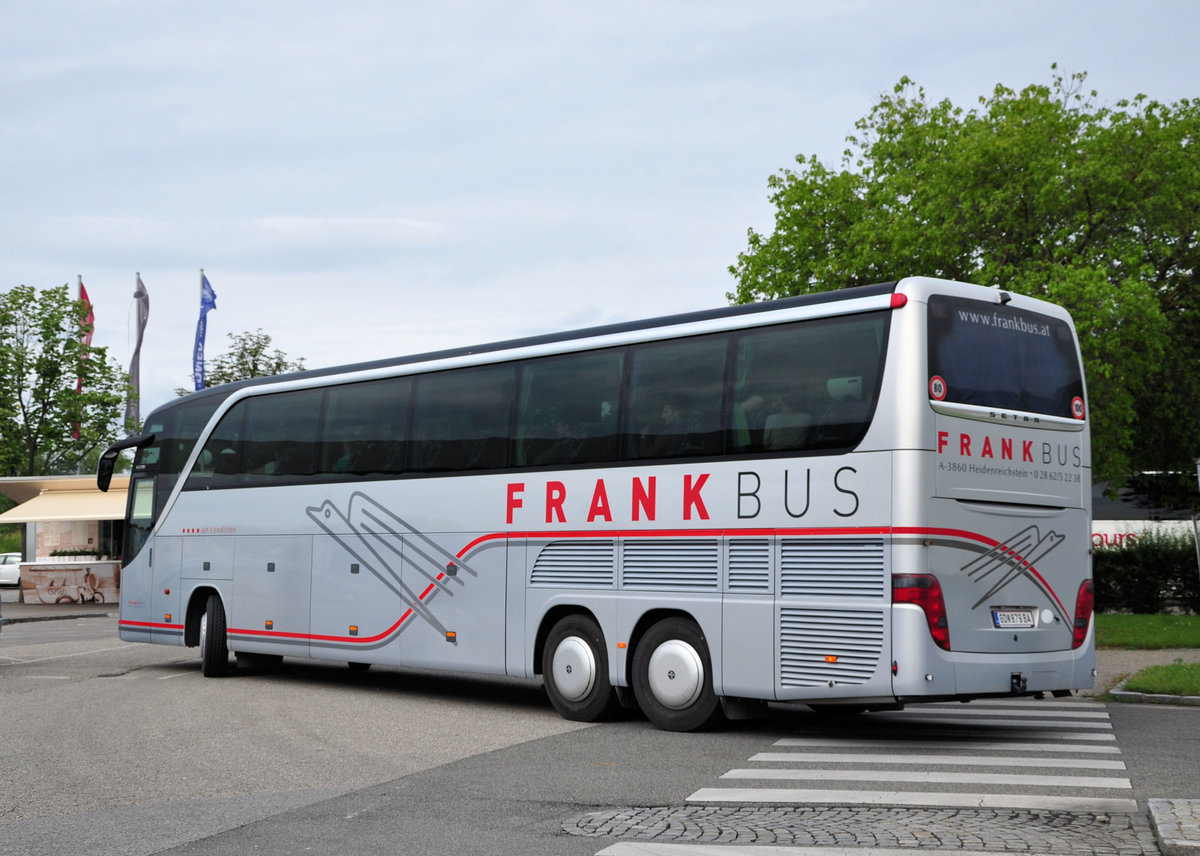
[240,389,323,482]
[410,364,516,472]
[732,313,888,453]
[928,296,1084,418]
[321,377,411,476]
[138,394,230,513]
[185,401,247,490]
[626,335,727,460]
[184,389,323,489]
[516,349,623,467]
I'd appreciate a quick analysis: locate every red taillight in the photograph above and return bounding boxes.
[893,573,950,650]
[1072,579,1094,649]
[890,292,908,309]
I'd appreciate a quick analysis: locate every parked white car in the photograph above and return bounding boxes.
[0,552,21,586]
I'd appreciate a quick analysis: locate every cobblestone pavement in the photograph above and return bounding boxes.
[565,805,1161,854]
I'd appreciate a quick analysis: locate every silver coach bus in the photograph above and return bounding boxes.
[99,277,1094,731]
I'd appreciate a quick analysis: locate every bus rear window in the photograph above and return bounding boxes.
[927,295,1084,419]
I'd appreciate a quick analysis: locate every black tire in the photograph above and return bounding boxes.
[631,617,723,732]
[542,614,618,722]
[200,594,230,677]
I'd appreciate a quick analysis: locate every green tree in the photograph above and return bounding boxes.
[0,284,129,476]
[178,329,305,394]
[730,68,1199,489]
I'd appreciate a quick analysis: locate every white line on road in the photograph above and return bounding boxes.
[773,737,1119,751]
[750,752,1126,770]
[873,716,1112,729]
[599,847,1077,856]
[890,706,1110,719]
[0,643,136,666]
[721,768,1131,789]
[686,788,1139,813]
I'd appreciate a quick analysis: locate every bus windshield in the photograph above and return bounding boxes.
[927,294,1084,418]
[121,393,230,562]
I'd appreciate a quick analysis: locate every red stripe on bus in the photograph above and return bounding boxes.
[119,620,183,631]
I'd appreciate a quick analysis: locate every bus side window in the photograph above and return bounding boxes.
[411,364,515,473]
[185,404,246,490]
[731,314,887,454]
[625,334,727,461]
[515,348,623,469]
[239,389,322,484]
[321,376,412,478]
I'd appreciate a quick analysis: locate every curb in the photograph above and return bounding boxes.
[1149,800,1200,856]
[1110,678,1200,708]
[2,611,116,626]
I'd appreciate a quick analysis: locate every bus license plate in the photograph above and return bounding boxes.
[992,609,1035,629]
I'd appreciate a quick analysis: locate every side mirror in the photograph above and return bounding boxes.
[97,433,155,492]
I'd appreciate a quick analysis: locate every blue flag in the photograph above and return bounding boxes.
[192,272,217,391]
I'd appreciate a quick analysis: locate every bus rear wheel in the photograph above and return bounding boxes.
[632,617,723,732]
[199,594,230,677]
[542,614,618,722]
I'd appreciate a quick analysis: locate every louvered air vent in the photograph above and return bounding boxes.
[780,538,885,599]
[727,538,771,592]
[530,540,615,587]
[621,539,719,590]
[779,607,885,687]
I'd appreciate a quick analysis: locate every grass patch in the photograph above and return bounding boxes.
[1121,661,1200,696]
[1094,613,1200,649]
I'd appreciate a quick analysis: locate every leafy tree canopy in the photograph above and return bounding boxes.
[0,284,129,476]
[730,67,1199,490]
[178,329,306,395]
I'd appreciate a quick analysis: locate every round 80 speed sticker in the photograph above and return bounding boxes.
[929,375,947,401]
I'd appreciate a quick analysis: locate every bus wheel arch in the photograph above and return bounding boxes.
[630,612,723,732]
[184,587,221,647]
[186,588,230,678]
[538,609,619,722]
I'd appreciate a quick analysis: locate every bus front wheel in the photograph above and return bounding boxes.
[199,594,230,678]
[632,617,723,732]
[542,614,618,722]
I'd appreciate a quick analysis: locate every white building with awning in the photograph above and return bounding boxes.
[0,475,130,604]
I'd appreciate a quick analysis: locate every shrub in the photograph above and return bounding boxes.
[1093,529,1200,614]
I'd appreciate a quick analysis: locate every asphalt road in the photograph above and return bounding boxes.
[2,616,1195,856]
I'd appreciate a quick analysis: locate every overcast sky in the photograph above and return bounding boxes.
[3,1,1198,418]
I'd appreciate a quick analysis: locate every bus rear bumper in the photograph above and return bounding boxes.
[892,613,1096,698]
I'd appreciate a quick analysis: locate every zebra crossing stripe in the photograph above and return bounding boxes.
[750,752,1126,769]
[686,788,1139,813]
[892,706,1110,719]
[878,716,1111,729]
[772,737,1119,750]
[720,768,1131,789]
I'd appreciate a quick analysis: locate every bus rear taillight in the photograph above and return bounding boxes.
[893,574,950,651]
[1072,580,1094,650]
